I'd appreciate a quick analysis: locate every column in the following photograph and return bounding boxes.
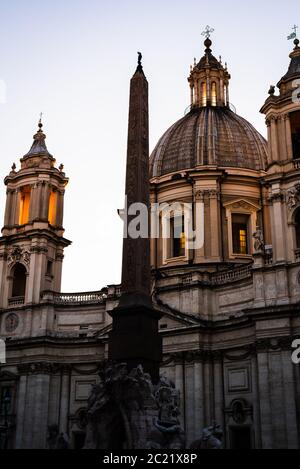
[266,119,272,164]
[268,351,286,448]
[206,72,210,105]
[194,361,204,439]
[226,84,229,106]
[285,114,293,159]
[4,189,13,226]
[11,189,19,225]
[22,374,37,448]
[270,116,279,161]
[32,373,50,448]
[54,252,64,292]
[15,375,28,448]
[185,364,195,443]
[41,183,50,221]
[29,183,38,221]
[59,367,71,434]
[35,182,43,219]
[213,358,224,430]
[175,359,185,428]
[256,352,272,449]
[281,350,299,448]
[209,190,221,260]
[219,78,224,106]
[194,189,205,263]
[56,190,65,228]
[278,116,287,161]
[270,192,286,262]
[204,361,212,425]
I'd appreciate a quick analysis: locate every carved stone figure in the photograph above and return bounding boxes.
[137,51,142,67]
[287,187,299,210]
[84,363,185,449]
[253,229,264,252]
[7,246,31,267]
[46,424,70,449]
[189,423,223,449]
[268,85,275,95]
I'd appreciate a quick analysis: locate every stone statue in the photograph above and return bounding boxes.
[46,424,70,449]
[137,51,142,67]
[84,363,185,449]
[268,85,275,95]
[253,228,264,252]
[287,187,299,210]
[189,423,223,450]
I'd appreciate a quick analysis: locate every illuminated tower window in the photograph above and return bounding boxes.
[19,186,31,225]
[232,214,250,255]
[201,82,207,107]
[48,190,57,225]
[211,82,217,106]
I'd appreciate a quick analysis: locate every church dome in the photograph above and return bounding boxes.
[150,107,268,177]
[150,35,268,178]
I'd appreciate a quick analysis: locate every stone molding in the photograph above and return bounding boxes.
[162,336,295,365]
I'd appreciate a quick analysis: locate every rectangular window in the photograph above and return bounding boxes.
[232,214,250,255]
[201,82,207,107]
[19,187,31,225]
[46,260,53,276]
[48,190,57,225]
[169,216,185,258]
[211,82,217,106]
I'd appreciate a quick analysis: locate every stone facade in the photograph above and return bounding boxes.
[1,38,300,449]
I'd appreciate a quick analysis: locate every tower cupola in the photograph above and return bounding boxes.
[188,27,231,108]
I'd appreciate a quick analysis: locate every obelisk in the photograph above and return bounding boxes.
[109,54,162,383]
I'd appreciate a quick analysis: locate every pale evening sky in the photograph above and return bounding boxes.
[0,0,299,292]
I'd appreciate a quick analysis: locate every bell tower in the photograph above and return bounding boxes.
[260,35,300,264]
[0,121,71,308]
[261,37,300,165]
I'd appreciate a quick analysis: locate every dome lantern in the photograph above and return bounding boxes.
[188,29,231,109]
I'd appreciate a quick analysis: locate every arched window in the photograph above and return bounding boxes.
[11,263,27,298]
[211,82,217,106]
[295,208,300,248]
[201,82,207,107]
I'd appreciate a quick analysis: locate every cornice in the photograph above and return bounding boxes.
[162,335,297,365]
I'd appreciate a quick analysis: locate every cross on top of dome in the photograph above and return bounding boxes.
[201,25,214,39]
[287,24,298,41]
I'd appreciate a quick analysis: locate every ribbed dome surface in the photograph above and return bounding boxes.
[150,107,267,177]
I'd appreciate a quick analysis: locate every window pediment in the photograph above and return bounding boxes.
[0,371,19,382]
[223,199,260,213]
